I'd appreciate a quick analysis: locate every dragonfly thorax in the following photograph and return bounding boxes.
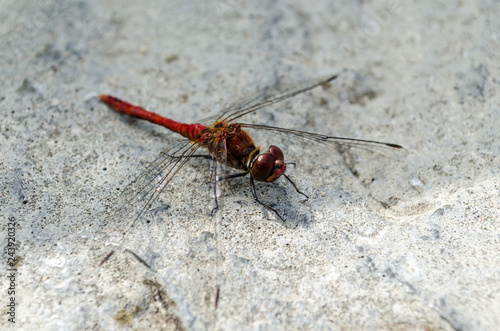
[249,145,286,182]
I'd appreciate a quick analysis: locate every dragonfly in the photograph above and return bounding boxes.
[98,74,402,264]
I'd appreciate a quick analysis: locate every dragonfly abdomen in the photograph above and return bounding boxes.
[99,94,207,141]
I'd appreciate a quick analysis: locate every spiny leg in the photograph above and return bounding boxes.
[250,177,285,222]
[211,172,220,216]
[283,174,309,199]
[217,172,248,181]
[211,196,219,216]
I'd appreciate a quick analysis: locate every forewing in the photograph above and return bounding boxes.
[196,75,338,125]
[239,124,404,153]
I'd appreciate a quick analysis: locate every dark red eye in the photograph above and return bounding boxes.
[268,145,284,161]
[250,146,287,182]
[250,154,274,182]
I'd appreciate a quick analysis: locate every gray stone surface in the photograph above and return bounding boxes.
[1,0,499,330]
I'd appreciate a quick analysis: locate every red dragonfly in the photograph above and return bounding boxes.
[99,75,402,263]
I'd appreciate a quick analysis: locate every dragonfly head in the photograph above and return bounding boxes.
[250,145,286,182]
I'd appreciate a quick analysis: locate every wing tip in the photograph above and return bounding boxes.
[386,143,404,149]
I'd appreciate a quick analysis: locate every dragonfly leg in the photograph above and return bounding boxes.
[250,177,285,222]
[211,194,219,216]
[211,170,221,216]
[211,173,249,215]
[283,174,309,199]
[164,153,214,160]
[217,172,248,182]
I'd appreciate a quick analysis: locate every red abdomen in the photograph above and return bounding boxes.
[99,95,206,141]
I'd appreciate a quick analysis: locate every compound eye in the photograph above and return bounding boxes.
[250,154,274,182]
[268,145,284,162]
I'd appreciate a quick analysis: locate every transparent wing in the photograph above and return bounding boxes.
[210,137,228,310]
[99,138,206,253]
[196,75,338,126]
[211,135,229,216]
[239,123,404,153]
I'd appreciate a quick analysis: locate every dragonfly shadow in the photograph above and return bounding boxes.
[240,177,312,230]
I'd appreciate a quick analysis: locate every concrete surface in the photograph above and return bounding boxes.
[1,0,499,330]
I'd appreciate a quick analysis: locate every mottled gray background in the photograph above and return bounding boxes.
[1,0,499,330]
